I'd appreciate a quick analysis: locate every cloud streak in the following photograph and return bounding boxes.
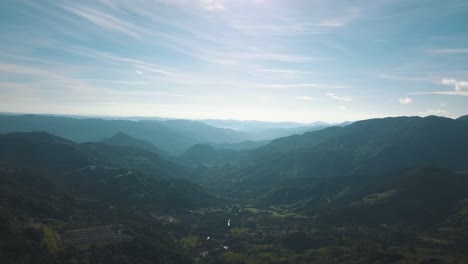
[243,83,347,89]
[325,93,352,102]
[295,96,313,100]
[200,0,225,11]
[61,4,151,39]
[428,48,468,54]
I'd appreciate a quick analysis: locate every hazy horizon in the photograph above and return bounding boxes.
[1,0,468,123]
[1,110,467,125]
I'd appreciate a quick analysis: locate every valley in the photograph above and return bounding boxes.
[1,115,468,263]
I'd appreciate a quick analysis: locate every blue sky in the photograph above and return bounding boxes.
[0,0,467,123]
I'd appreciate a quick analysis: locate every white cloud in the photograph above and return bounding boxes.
[412,78,468,97]
[295,96,313,100]
[441,78,468,91]
[200,0,225,11]
[339,106,347,110]
[325,93,352,102]
[135,70,143,74]
[399,97,413,104]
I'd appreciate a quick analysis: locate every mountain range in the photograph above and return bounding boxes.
[2,114,468,263]
[216,116,468,184]
[0,114,331,154]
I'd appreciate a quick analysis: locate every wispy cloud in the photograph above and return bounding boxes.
[61,4,150,39]
[219,52,317,63]
[256,69,313,74]
[112,81,146,85]
[325,93,352,102]
[428,48,468,54]
[232,22,343,36]
[295,96,313,100]
[243,83,347,89]
[412,91,468,97]
[0,82,34,92]
[399,97,413,104]
[379,74,430,82]
[230,8,360,36]
[200,0,225,11]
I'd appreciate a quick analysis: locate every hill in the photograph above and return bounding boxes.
[0,114,249,154]
[257,166,468,226]
[457,114,468,121]
[212,140,270,150]
[100,132,167,157]
[0,131,227,263]
[178,144,246,166]
[0,132,217,207]
[199,116,468,196]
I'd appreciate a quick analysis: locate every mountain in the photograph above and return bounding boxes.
[100,132,167,157]
[3,116,468,263]
[257,166,468,226]
[316,167,468,227]
[246,125,329,141]
[457,114,468,121]
[178,144,246,166]
[0,132,216,204]
[0,114,249,154]
[212,140,270,150]
[201,119,308,131]
[201,119,332,141]
[0,114,336,155]
[251,126,342,157]
[161,119,249,143]
[0,131,226,263]
[200,116,468,196]
[0,132,89,172]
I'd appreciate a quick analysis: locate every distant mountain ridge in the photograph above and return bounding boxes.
[178,144,247,166]
[0,114,249,154]
[198,115,468,197]
[100,132,167,157]
[0,114,334,154]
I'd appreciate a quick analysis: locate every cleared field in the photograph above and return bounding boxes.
[61,225,127,247]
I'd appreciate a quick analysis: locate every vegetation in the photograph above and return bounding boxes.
[1,115,468,263]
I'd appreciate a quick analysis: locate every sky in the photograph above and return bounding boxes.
[0,0,468,123]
